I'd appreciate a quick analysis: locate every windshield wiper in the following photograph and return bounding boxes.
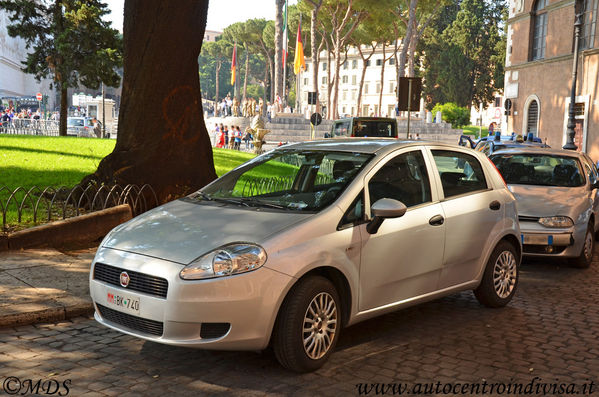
[237,197,287,210]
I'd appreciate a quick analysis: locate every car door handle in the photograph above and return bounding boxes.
[429,215,444,226]
[489,200,501,211]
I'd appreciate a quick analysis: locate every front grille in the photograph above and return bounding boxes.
[200,323,230,339]
[519,216,540,222]
[523,244,567,254]
[94,263,168,298]
[97,304,163,336]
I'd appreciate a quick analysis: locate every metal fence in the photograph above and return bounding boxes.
[0,119,118,137]
[1,183,158,232]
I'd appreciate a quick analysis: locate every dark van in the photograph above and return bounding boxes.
[327,117,397,138]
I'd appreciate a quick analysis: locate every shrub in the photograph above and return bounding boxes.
[431,102,470,128]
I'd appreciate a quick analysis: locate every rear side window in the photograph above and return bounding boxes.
[432,150,488,198]
[352,121,396,137]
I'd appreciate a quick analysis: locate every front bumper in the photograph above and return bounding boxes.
[89,248,294,350]
[520,221,586,257]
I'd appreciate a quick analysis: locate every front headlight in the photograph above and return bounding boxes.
[179,243,267,280]
[538,216,574,228]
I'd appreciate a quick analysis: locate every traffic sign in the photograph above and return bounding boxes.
[398,77,422,111]
[310,112,322,126]
[36,92,43,101]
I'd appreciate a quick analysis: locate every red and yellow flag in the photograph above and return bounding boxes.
[293,20,305,75]
[231,44,237,85]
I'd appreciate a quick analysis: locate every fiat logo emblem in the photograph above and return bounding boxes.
[120,272,130,287]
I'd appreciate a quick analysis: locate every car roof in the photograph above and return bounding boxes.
[490,146,583,158]
[279,138,463,155]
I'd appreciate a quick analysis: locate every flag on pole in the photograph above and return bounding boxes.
[282,0,288,64]
[231,43,237,86]
[294,20,305,75]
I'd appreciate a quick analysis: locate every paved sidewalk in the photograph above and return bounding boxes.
[0,247,97,328]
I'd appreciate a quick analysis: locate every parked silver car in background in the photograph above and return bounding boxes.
[490,147,599,267]
[90,139,521,372]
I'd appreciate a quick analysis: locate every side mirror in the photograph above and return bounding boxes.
[593,180,599,190]
[366,198,407,234]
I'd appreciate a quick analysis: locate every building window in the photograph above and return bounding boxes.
[322,62,327,71]
[376,83,381,93]
[365,83,369,94]
[389,82,395,93]
[531,0,548,60]
[352,90,357,100]
[342,91,347,100]
[494,97,502,107]
[581,0,598,49]
[352,75,357,85]
[322,76,327,85]
[305,64,309,72]
[376,59,382,66]
[389,58,396,65]
[366,60,371,67]
[304,78,308,86]
[342,75,349,84]
[526,99,539,134]
[352,59,358,69]
[343,61,348,70]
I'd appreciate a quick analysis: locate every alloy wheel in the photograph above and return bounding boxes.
[302,292,337,360]
[493,250,517,298]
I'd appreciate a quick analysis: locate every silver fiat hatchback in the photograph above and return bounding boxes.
[90,139,521,372]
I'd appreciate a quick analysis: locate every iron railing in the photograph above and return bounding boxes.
[1,183,158,232]
[0,119,118,137]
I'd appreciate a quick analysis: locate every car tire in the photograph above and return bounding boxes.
[273,275,341,373]
[474,240,519,308]
[573,223,594,268]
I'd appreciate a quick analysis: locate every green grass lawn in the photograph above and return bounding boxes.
[462,125,489,138]
[0,135,257,230]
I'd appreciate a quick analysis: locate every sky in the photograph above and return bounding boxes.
[102,0,298,33]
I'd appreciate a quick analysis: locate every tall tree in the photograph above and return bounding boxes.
[0,0,122,136]
[201,40,232,103]
[301,0,323,112]
[274,0,285,100]
[83,0,216,203]
[320,0,367,119]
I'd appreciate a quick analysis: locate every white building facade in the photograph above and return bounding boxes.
[298,44,402,118]
[0,10,56,109]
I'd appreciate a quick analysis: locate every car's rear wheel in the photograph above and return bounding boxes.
[573,223,594,268]
[273,275,340,373]
[474,240,519,308]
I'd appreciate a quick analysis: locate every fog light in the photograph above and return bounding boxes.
[545,246,554,253]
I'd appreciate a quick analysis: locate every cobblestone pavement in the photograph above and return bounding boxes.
[1,255,599,396]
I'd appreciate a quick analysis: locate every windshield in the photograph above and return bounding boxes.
[490,153,585,187]
[68,118,84,127]
[195,150,373,211]
[333,120,395,138]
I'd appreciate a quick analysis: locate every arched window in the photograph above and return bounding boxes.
[531,0,548,60]
[527,100,539,134]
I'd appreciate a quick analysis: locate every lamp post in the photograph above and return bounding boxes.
[563,0,584,150]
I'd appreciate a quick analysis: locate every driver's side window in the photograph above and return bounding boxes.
[368,151,431,210]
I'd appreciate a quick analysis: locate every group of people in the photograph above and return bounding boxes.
[213,123,253,151]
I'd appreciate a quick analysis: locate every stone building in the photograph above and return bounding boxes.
[0,10,56,110]
[298,44,407,118]
[504,0,599,158]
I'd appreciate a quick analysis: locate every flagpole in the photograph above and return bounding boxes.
[296,13,302,114]
[282,0,288,106]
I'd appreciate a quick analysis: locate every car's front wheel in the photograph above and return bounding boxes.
[273,275,341,373]
[573,222,594,268]
[474,240,519,308]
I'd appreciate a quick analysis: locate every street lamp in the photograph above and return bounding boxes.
[563,0,584,150]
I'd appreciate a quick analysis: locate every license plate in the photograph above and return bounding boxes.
[521,233,552,245]
[106,288,140,315]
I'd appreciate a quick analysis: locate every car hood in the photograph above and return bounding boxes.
[102,199,311,264]
[509,184,590,218]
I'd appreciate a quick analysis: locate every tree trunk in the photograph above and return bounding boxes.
[378,43,386,116]
[310,6,320,110]
[356,44,375,117]
[59,84,67,136]
[274,0,284,98]
[326,47,332,119]
[82,0,217,204]
[398,0,416,79]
